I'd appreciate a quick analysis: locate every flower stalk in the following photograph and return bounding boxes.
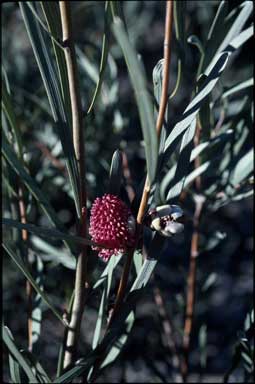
[137,0,173,225]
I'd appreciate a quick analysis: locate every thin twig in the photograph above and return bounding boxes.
[59,1,88,369]
[153,285,183,380]
[18,185,32,351]
[34,142,67,175]
[137,0,173,224]
[181,121,205,382]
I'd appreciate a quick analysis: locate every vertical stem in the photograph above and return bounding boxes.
[18,185,32,351]
[153,285,182,377]
[59,1,88,368]
[137,0,173,224]
[181,121,204,381]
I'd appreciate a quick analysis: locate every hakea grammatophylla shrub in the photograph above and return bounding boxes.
[89,194,136,261]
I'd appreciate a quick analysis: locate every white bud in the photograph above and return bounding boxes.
[148,204,184,237]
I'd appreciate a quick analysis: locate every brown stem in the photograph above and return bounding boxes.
[153,285,183,379]
[34,142,67,175]
[137,0,173,224]
[181,120,205,381]
[59,1,88,368]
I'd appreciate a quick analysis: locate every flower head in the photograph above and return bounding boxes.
[89,194,135,261]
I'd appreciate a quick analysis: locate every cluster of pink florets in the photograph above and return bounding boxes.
[89,194,135,261]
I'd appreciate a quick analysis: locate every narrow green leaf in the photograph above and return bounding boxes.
[108,149,123,195]
[31,236,76,270]
[231,149,253,186]
[213,1,253,61]
[19,2,81,218]
[2,218,97,248]
[22,350,52,383]
[199,325,207,369]
[9,351,24,383]
[92,255,120,350]
[40,1,72,124]
[162,22,253,202]
[87,1,111,114]
[112,18,158,185]
[2,82,23,158]
[222,78,253,99]
[93,254,122,290]
[172,0,186,96]
[2,135,73,249]
[164,51,229,159]
[3,242,67,327]
[202,1,252,72]
[100,312,135,369]
[3,325,39,383]
[166,118,196,203]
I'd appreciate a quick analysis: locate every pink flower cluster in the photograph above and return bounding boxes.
[89,194,135,261]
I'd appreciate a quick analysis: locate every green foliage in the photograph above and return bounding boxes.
[2,1,253,383]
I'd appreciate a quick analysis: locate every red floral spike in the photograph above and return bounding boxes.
[89,194,135,261]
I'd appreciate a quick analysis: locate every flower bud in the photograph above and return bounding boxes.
[147,204,184,237]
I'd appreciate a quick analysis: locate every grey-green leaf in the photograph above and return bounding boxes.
[3,242,67,326]
[112,18,158,185]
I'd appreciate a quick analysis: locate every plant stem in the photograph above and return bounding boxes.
[153,284,183,378]
[137,0,173,224]
[59,1,88,369]
[181,121,205,382]
[18,185,32,351]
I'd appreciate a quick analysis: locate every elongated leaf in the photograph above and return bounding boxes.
[2,218,97,248]
[163,51,229,158]
[212,1,253,62]
[162,23,253,202]
[202,1,252,72]
[100,311,135,369]
[3,325,39,383]
[20,350,52,383]
[160,129,233,201]
[112,18,158,184]
[172,0,186,97]
[31,236,76,270]
[87,1,111,114]
[2,82,23,158]
[95,250,144,371]
[9,350,24,383]
[92,255,120,350]
[93,254,122,290]
[231,149,253,186]
[108,149,123,195]
[40,2,72,123]
[166,118,196,203]
[19,2,81,218]
[222,78,253,99]
[3,242,67,326]
[2,135,72,248]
